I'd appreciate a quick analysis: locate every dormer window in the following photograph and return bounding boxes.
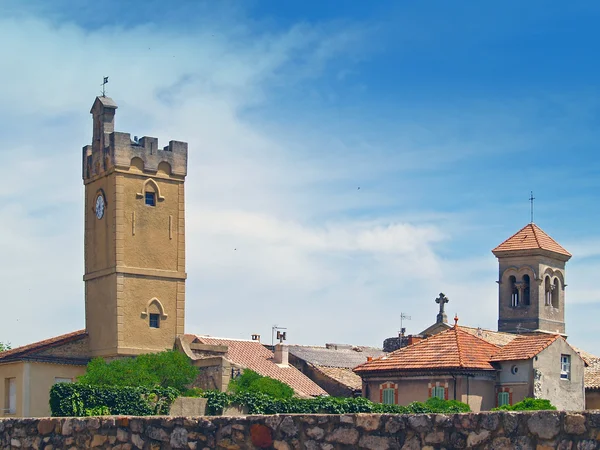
[145,192,156,207]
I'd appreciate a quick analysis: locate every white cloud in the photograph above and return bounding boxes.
[0,6,597,358]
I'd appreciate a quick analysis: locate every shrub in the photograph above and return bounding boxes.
[492,397,556,411]
[200,390,471,416]
[229,370,294,400]
[49,383,178,417]
[0,342,10,352]
[78,351,198,393]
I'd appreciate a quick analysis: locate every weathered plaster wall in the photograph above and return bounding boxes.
[2,411,600,449]
[534,339,585,411]
[0,362,24,418]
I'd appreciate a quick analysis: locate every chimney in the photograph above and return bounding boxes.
[90,96,118,153]
[407,335,423,346]
[366,356,373,362]
[274,344,288,366]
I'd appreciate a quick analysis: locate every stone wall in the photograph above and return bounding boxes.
[2,411,600,449]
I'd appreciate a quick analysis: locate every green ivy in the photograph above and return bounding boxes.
[491,397,556,411]
[50,383,178,417]
[200,391,470,416]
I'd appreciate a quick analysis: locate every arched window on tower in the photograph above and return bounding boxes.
[509,276,519,307]
[522,274,531,306]
[552,278,560,308]
[544,276,552,306]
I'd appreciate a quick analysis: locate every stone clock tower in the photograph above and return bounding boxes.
[82,96,188,357]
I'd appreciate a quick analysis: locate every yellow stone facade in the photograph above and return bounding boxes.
[83,96,188,357]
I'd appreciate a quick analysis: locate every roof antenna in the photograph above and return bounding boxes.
[529,191,535,224]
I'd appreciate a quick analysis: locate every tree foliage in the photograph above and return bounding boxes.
[78,350,198,393]
[0,342,11,352]
[228,369,294,399]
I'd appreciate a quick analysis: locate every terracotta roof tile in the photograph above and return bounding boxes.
[354,327,500,373]
[489,334,561,361]
[187,335,327,398]
[492,223,571,257]
[0,330,87,362]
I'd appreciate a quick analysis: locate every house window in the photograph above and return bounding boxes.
[498,391,510,407]
[149,313,160,328]
[4,378,16,415]
[54,378,73,384]
[431,386,445,400]
[522,274,531,306]
[145,192,156,206]
[561,355,571,379]
[545,276,552,306]
[382,388,395,404]
[379,382,398,405]
[509,276,519,307]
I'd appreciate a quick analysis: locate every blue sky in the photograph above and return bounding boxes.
[1,1,599,353]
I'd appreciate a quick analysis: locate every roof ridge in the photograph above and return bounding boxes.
[0,330,87,361]
[531,223,543,250]
[454,326,465,368]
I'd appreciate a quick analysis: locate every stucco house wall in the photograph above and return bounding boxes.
[586,390,600,409]
[533,338,585,410]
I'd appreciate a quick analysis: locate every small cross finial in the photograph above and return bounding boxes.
[529,191,535,223]
[101,76,109,97]
[454,314,459,327]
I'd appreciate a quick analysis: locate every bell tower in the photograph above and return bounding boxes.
[82,96,188,357]
[492,223,571,334]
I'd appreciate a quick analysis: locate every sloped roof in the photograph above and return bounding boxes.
[489,334,561,361]
[187,335,327,398]
[572,346,600,367]
[354,327,500,373]
[0,330,88,364]
[458,326,517,347]
[288,345,385,369]
[313,365,363,392]
[585,361,600,390]
[492,223,571,257]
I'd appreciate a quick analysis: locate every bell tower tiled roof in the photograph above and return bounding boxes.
[492,223,571,258]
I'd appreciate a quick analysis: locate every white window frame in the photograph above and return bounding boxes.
[561,354,571,380]
[54,377,73,384]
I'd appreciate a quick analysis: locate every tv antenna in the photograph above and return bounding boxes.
[272,325,287,346]
[399,312,411,337]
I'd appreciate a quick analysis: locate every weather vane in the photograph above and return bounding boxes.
[529,191,535,223]
[101,76,109,97]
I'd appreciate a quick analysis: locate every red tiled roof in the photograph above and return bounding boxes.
[354,327,500,373]
[492,223,571,257]
[489,334,561,361]
[186,335,327,398]
[0,330,87,361]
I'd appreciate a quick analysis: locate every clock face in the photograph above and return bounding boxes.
[95,194,105,219]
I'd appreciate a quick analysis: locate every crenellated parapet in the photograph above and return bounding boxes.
[82,96,188,181]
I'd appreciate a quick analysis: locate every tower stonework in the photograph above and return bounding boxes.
[492,223,571,335]
[83,96,188,357]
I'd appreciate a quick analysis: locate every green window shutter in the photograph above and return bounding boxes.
[432,386,445,400]
[382,388,395,405]
[498,392,509,406]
